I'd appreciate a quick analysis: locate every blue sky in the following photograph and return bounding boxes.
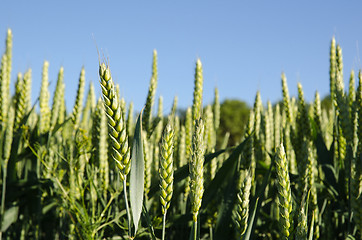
[1,1,362,114]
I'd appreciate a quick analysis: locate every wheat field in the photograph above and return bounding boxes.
[0,29,361,240]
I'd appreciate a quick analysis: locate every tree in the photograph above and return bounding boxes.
[218,99,250,146]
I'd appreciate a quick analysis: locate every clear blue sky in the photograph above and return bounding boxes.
[1,1,362,114]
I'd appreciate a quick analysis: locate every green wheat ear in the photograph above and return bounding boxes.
[192,59,204,123]
[154,96,164,144]
[190,118,205,222]
[234,170,252,238]
[0,54,9,127]
[213,87,220,131]
[39,60,51,134]
[50,67,64,131]
[159,120,174,215]
[99,62,131,181]
[275,143,293,240]
[336,44,343,80]
[170,95,178,118]
[313,91,322,133]
[81,82,96,129]
[185,107,192,159]
[126,101,134,138]
[5,29,12,82]
[13,73,23,130]
[295,186,308,240]
[72,67,86,128]
[330,37,337,103]
[143,50,158,137]
[281,72,293,124]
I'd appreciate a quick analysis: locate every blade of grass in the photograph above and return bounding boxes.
[129,111,144,236]
[242,198,259,240]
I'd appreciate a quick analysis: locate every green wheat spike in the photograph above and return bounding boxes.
[99,62,131,181]
[185,107,192,159]
[39,61,51,134]
[351,112,362,235]
[126,101,134,138]
[253,91,263,165]
[336,44,343,81]
[159,120,175,215]
[152,49,158,81]
[213,87,220,131]
[282,72,293,124]
[23,69,32,113]
[274,104,281,148]
[154,96,164,144]
[330,37,337,103]
[178,125,186,168]
[205,105,216,183]
[295,83,311,160]
[13,73,23,130]
[275,143,293,240]
[0,54,8,126]
[253,91,262,138]
[173,116,180,169]
[81,82,95,129]
[50,67,64,131]
[335,70,353,142]
[190,118,205,222]
[266,100,274,151]
[143,50,158,137]
[234,170,252,238]
[192,59,204,124]
[204,105,216,153]
[120,97,126,126]
[143,130,152,195]
[57,74,66,126]
[306,140,319,239]
[3,105,14,161]
[313,91,322,134]
[71,67,86,128]
[5,29,12,85]
[170,95,178,118]
[348,70,355,112]
[92,99,109,195]
[295,187,308,240]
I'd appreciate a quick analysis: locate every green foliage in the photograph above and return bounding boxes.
[219,99,250,146]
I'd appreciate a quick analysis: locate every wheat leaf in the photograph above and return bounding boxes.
[129,111,144,236]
